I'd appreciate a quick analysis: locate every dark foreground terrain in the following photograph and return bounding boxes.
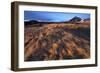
[24,22,90,61]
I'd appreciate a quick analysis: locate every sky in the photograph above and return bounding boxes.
[24,11,90,22]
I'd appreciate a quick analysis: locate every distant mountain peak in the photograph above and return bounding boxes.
[69,16,82,22]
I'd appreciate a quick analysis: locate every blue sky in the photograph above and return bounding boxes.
[24,11,90,22]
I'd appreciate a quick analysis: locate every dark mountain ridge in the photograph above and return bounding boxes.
[24,16,90,26]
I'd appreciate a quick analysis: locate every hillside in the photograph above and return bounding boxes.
[24,23,90,61]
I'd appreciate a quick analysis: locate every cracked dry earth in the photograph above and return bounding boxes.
[24,24,90,61]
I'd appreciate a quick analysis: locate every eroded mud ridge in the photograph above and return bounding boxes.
[24,24,90,61]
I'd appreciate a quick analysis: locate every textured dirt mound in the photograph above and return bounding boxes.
[24,24,90,61]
